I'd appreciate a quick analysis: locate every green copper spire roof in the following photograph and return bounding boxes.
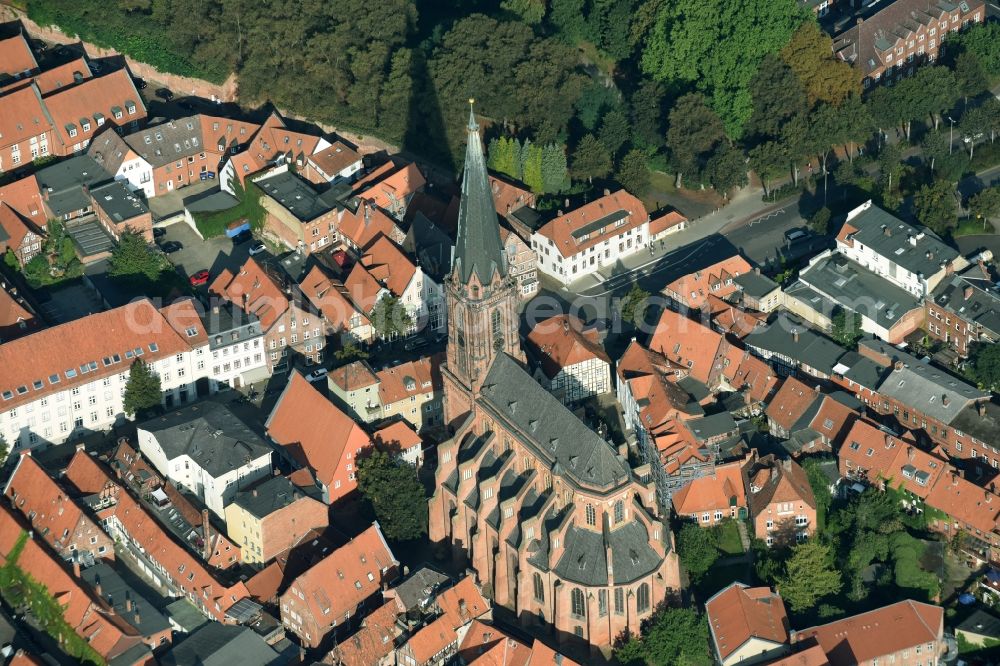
[453,101,507,285]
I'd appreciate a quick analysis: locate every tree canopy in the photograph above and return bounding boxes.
[777,540,842,612]
[122,359,162,418]
[356,450,428,541]
[780,22,858,107]
[614,606,713,666]
[371,295,414,340]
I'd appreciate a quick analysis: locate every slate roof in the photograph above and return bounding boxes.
[159,623,281,666]
[734,270,780,300]
[453,105,507,285]
[479,353,628,491]
[390,566,450,612]
[90,180,149,225]
[139,401,272,478]
[123,115,203,168]
[81,563,171,637]
[552,522,662,586]
[35,154,110,218]
[744,315,848,374]
[930,269,1000,337]
[840,201,958,279]
[232,475,314,519]
[949,400,1000,446]
[873,352,987,423]
[255,170,342,222]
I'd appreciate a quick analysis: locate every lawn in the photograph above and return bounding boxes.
[717,520,745,555]
[953,216,997,238]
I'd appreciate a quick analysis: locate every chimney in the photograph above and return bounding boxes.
[202,509,211,560]
[893,360,904,371]
[563,319,570,332]
[564,198,570,208]
[75,442,86,452]
[754,266,761,275]
[133,609,141,626]
[603,188,611,196]
[942,394,950,407]
[72,560,81,578]
[125,593,133,612]
[907,446,915,461]
[458,599,468,621]
[792,329,799,343]
[883,226,891,237]
[965,286,974,300]
[252,488,259,497]
[94,575,102,597]
[979,402,988,418]
[952,471,959,485]
[557,209,563,217]
[212,304,220,314]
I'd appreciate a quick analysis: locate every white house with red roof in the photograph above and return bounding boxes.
[524,314,611,404]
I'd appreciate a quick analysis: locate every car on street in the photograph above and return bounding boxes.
[159,240,183,253]
[403,338,428,351]
[189,270,210,286]
[155,88,173,101]
[248,241,267,256]
[152,227,167,238]
[784,229,807,243]
[305,368,328,382]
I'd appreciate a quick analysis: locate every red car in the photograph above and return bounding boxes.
[189,270,210,286]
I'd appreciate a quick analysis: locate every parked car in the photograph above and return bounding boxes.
[133,77,147,90]
[231,229,252,245]
[155,88,173,101]
[305,368,328,383]
[784,229,807,243]
[248,241,267,256]
[404,338,428,351]
[152,227,166,238]
[159,240,183,253]
[189,270,210,286]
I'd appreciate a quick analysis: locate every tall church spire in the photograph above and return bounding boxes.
[453,100,507,286]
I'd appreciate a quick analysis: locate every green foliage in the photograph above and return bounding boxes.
[640,0,808,137]
[570,134,612,183]
[630,80,667,151]
[830,307,862,348]
[109,229,170,281]
[955,50,989,100]
[500,0,545,24]
[801,457,833,529]
[913,179,958,235]
[615,150,651,195]
[969,341,1000,391]
[541,144,569,194]
[335,342,369,362]
[123,359,162,418]
[598,108,631,160]
[746,54,808,143]
[548,0,587,43]
[666,93,726,187]
[371,294,414,339]
[780,21,859,107]
[889,531,940,599]
[192,179,266,239]
[573,80,623,132]
[969,186,1000,222]
[488,136,523,181]
[356,450,427,541]
[777,540,842,612]
[706,145,748,194]
[0,531,105,665]
[809,206,832,235]
[520,140,544,194]
[949,22,1000,79]
[613,606,713,666]
[618,283,651,326]
[3,249,19,271]
[677,523,721,581]
[0,434,8,466]
[750,141,789,195]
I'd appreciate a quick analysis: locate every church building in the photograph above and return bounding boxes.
[428,104,682,651]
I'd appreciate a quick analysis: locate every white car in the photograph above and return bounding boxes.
[305,368,328,382]
[248,241,267,256]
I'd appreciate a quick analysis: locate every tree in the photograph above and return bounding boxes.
[911,66,959,132]
[501,0,545,23]
[913,180,958,235]
[356,450,428,541]
[0,434,8,466]
[801,457,834,526]
[749,141,788,196]
[371,295,413,339]
[950,22,1000,78]
[969,187,1000,228]
[548,0,587,42]
[920,130,950,173]
[631,79,667,151]
[520,140,545,193]
[615,149,651,195]
[960,104,992,159]
[541,143,568,193]
[3,249,18,271]
[335,342,369,361]
[488,136,522,181]
[570,134,611,183]
[122,359,162,417]
[778,540,842,612]
[666,93,726,188]
[598,108,631,160]
[780,22,858,107]
[640,0,808,137]
[969,342,1000,390]
[809,206,832,236]
[614,606,713,666]
[619,283,651,326]
[677,523,720,580]
[745,54,809,143]
[831,307,862,347]
[109,228,170,281]
[705,144,748,196]
[955,51,988,107]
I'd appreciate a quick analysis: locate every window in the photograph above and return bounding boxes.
[491,308,504,349]
[637,583,651,614]
[598,589,608,617]
[571,588,586,618]
[614,500,624,524]
[615,587,625,615]
[585,504,596,526]
[533,573,544,602]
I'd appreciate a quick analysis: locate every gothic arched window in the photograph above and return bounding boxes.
[533,573,544,602]
[614,500,625,524]
[637,583,651,614]
[491,308,503,350]
[571,588,586,618]
[585,504,596,526]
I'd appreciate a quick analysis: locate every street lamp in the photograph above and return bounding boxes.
[947,116,956,155]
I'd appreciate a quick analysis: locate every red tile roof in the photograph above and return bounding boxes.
[0,34,38,76]
[767,645,829,666]
[746,455,816,518]
[344,261,385,313]
[0,299,199,411]
[838,420,941,499]
[458,619,531,666]
[767,377,821,432]
[0,203,42,255]
[672,457,749,517]
[43,69,145,145]
[328,359,380,392]
[299,265,369,334]
[0,284,39,340]
[356,162,425,212]
[649,209,688,236]
[32,58,92,95]
[373,420,422,457]
[266,371,372,490]
[309,141,361,177]
[535,189,648,257]
[0,173,44,220]
[436,576,490,628]
[525,314,609,380]
[330,600,401,666]
[338,202,402,251]
[376,354,443,407]
[359,234,417,298]
[210,258,288,330]
[407,614,458,664]
[0,84,52,153]
[662,255,753,309]
[489,176,536,216]
[648,309,726,385]
[793,600,943,666]
[926,470,1000,536]
[706,583,790,662]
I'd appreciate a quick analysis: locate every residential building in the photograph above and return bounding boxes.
[266,371,373,504]
[733,269,782,313]
[0,505,151,665]
[532,189,650,285]
[326,600,402,666]
[327,360,382,423]
[3,451,114,562]
[373,420,424,467]
[279,522,399,648]
[525,314,611,405]
[357,233,446,334]
[489,175,536,220]
[661,254,753,310]
[0,277,41,342]
[838,419,944,502]
[500,225,539,298]
[210,257,328,372]
[329,356,445,433]
[743,315,848,380]
[218,111,328,192]
[159,622,284,666]
[835,201,965,298]
[648,209,688,242]
[792,600,944,666]
[925,262,1000,357]
[430,108,681,652]
[0,298,211,457]
[0,30,38,81]
[62,449,251,621]
[394,576,491,666]
[137,401,273,518]
[336,199,407,255]
[785,250,925,344]
[355,162,426,221]
[89,179,153,242]
[81,561,173,650]
[0,174,46,265]
[672,456,750,525]
[705,582,790,666]
[224,475,329,564]
[744,454,816,546]
[34,153,109,221]
[201,302,269,390]
[765,376,862,455]
[833,0,984,89]
[255,168,344,254]
[298,265,373,346]
[303,141,363,185]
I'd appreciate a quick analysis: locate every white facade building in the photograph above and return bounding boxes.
[137,400,273,518]
[202,304,270,390]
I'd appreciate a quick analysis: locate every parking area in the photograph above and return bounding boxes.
[148,179,220,219]
[156,221,252,283]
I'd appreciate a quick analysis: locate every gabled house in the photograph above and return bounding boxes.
[706,582,790,666]
[744,454,817,547]
[661,254,753,311]
[298,264,373,346]
[525,314,611,405]
[672,455,751,525]
[358,233,446,334]
[0,174,46,265]
[279,522,399,648]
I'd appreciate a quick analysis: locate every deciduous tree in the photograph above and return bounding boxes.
[970,342,1000,390]
[677,523,720,580]
[745,54,809,143]
[666,93,726,188]
[371,295,414,339]
[356,450,428,541]
[969,187,1000,226]
[570,134,612,183]
[705,144,748,196]
[913,179,958,235]
[780,22,858,107]
[749,141,789,196]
